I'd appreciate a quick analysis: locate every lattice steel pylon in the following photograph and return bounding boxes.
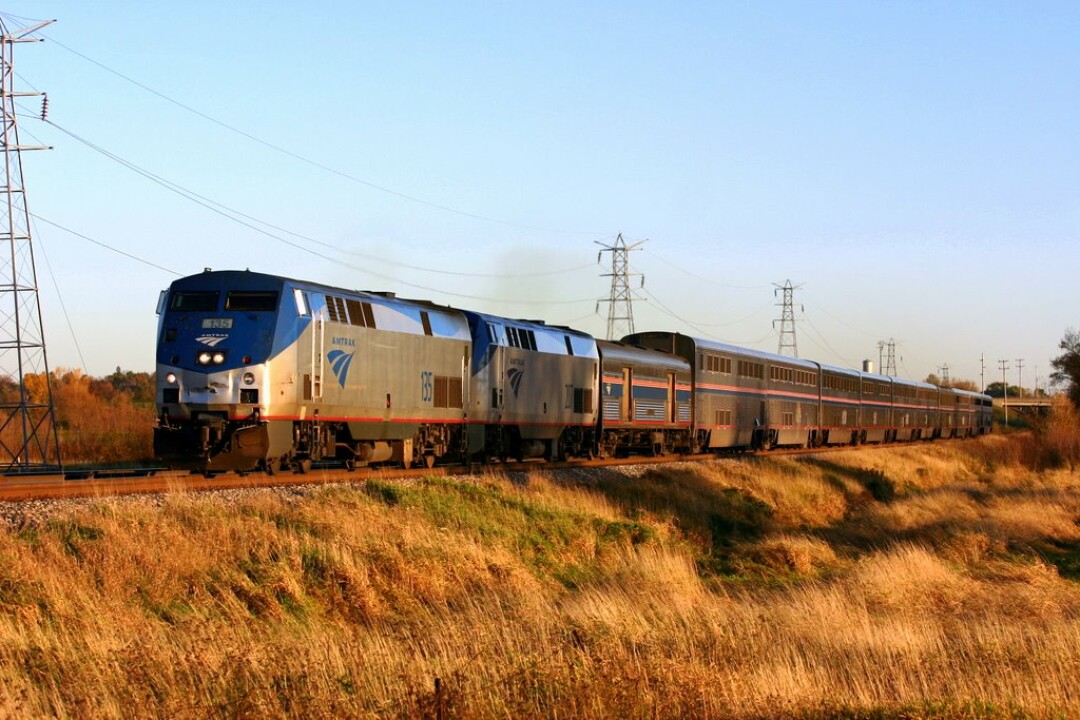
[773,279,802,357]
[878,339,897,377]
[595,233,645,340]
[0,17,62,471]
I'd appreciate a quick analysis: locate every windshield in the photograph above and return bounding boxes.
[169,291,219,312]
[225,291,279,311]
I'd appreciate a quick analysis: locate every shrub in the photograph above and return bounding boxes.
[1035,396,1080,469]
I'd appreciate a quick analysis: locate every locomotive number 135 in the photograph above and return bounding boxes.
[420,371,434,403]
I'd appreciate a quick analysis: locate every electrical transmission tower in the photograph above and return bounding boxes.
[937,363,950,387]
[0,17,62,471]
[595,233,645,340]
[877,339,897,377]
[772,280,802,357]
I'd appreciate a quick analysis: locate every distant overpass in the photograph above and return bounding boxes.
[992,397,1053,415]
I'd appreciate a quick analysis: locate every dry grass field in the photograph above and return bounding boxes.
[2,421,1080,718]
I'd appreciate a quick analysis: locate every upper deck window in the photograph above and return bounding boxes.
[170,291,219,312]
[225,291,279,311]
[702,354,731,373]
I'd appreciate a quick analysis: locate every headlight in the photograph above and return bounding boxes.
[197,351,227,366]
[165,372,177,384]
[242,372,255,385]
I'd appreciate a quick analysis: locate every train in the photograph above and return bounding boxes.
[153,269,993,473]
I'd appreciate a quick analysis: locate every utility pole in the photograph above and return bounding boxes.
[999,359,1010,427]
[878,339,897,377]
[0,17,62,472]
[595,233,644,341]
[1015,358,1025,399]
[980,353,986,393]
[773,280,802,357]
[937,363,950,387]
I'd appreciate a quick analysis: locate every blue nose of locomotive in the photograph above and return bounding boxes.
[156,271,281,372]
[154,270,289,471]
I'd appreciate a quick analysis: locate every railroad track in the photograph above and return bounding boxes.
[0,441,913,503]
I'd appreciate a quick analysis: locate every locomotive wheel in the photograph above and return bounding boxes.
[294,459,312,474]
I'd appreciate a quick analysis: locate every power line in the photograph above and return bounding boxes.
[801,314,858,368]
[36,31,605,237]
[31,215,181,275]
[638,287,774,347]
[37,122,596,306]
[642,247,768,290]
[43,120,594,280]
[798,291,879,338]
[30,219,87,369]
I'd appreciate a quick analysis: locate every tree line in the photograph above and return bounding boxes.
[0,368,155,464]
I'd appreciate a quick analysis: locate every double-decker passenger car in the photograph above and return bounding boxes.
[622,331,821,450]
[818,364,862,446]
[596,340,693,456]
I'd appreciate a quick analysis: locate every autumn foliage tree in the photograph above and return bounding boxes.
[13,368,156,464]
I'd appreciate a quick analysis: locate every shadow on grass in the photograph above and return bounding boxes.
[581,464,774,578]
[801,457,897,502]
[1035,539,1080,580]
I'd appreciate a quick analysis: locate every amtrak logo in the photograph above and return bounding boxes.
[196,334,228,347]
[327,349,355,388]
[507,367,525,397]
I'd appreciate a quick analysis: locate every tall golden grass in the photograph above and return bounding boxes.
[2,431,1079,718]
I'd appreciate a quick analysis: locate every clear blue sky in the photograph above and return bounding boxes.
[2,1,1077,390]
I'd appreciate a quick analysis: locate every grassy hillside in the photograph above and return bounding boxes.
[1,434,1079,718]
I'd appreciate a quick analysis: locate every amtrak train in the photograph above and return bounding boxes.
[154,270,993,473]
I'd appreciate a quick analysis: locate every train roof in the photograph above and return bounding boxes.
[457,308,593,337]
[817,362,861,378]
[625,331,820,370]
[889,376,944,391]
[167,269,472,341]
[596,340,691,373]
[171,269,465,318]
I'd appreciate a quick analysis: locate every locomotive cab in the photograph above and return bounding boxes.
[154,270,286,472]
